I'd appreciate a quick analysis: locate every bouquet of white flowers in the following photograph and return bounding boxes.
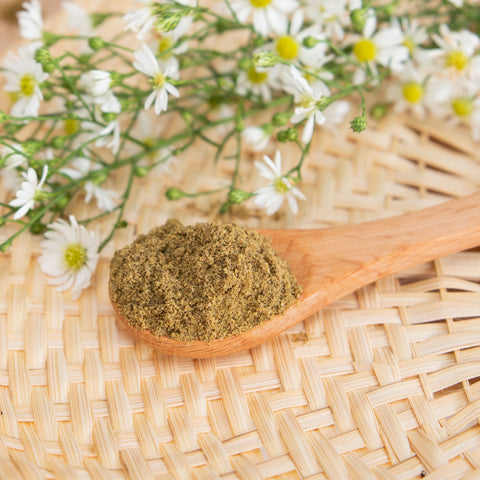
[1,0,479,299]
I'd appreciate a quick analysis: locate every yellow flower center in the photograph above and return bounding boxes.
[249,0,271,7]
[276,36,299,61]
[65,118,80,136]
[274,177,290,194]
[452,97,473,117]
[247,66,267,84]
[353,38,377,62]
[20,74,36,97]
[403,37,416,55]
[152,72,166,89]
[402,82,424,104]
[300,94,315,109]
[446,50,468,71]
[64,243,87,271]
[158,37,174,58]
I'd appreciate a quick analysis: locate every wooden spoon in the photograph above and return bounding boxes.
[114,192,480,358]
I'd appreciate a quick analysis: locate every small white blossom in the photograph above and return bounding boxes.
[95,120,121,154]
[230,0,298,37]
[433,78,480,141]
[79,70,121,113]
[133,43,180,115]
[350,12,409,82]
[396,17,429,62]
[38,215,100,300]
[430,24,480,80]
[80,70,113,97]
[303,0,350,40]
[2,43,48,117]
[271,9,330,68]
[236,65,277,102]
[387,62,451,118]
[242,126,271,151]
[62,2,94,37]
[254,150,305,215]
[17,0,43,43]
[61,157,118,212]
[1,143,26,169]
[282,65,326,143]
[9,164,48,220]
[123,0,156,40]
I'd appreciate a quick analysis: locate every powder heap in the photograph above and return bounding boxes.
[109,219,302,342]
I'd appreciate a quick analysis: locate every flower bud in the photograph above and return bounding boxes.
[350,114,367,133]
[154,10,183,33]
[302,36,320,49]
[88,36,105,51]
[165,187,184,200]
[277,127,298,143]
[30,220,46,234]
[0,240,12,253]
[272,112,290,126]
[370,103,389,120]
[51,136,66,149]
[228,189,251,204]
[253,51,279,68]
[42,31,57,47]
[34,47,56,73]
[134,166,150,178]
[350,8,368,32]
[238,57,251,70]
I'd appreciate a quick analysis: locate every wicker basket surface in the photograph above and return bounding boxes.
[2,2,480,479]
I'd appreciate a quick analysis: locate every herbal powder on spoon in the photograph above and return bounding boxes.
[109,219,302,342]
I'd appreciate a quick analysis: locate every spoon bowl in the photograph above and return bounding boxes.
[114,192,480,357]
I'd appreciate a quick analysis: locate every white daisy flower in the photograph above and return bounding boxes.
[62,2,94,37]
[254,150,305,215]
[1,143,26,169]
[303,0,350,41]
[133,43,180,115]
[430,24,480,80]
[351,12,409,81]
[396,17,429,62]
[282,65,326,143]
[236,65,277,102]
[2,43,49,117]
[387,62,451,118]
[123,0,156,40]
[230,0,299,37]
[9,164,48,220]
[433,78,480,141]
[242,125,271,151]
[270,9,330,69]
[80,70,113,97]
[95,120,121,154]
[79,70,121,113]
[38,215,100,300]
[60,157,118,212]
[17,0,43,43]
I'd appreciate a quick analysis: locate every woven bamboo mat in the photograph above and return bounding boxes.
[3,3,480,479]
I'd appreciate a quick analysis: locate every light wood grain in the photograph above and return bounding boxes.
[113,191,480,357]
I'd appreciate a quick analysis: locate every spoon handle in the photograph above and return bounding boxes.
[269,191,480,320]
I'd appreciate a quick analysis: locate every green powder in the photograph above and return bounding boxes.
[109,219,302,342]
